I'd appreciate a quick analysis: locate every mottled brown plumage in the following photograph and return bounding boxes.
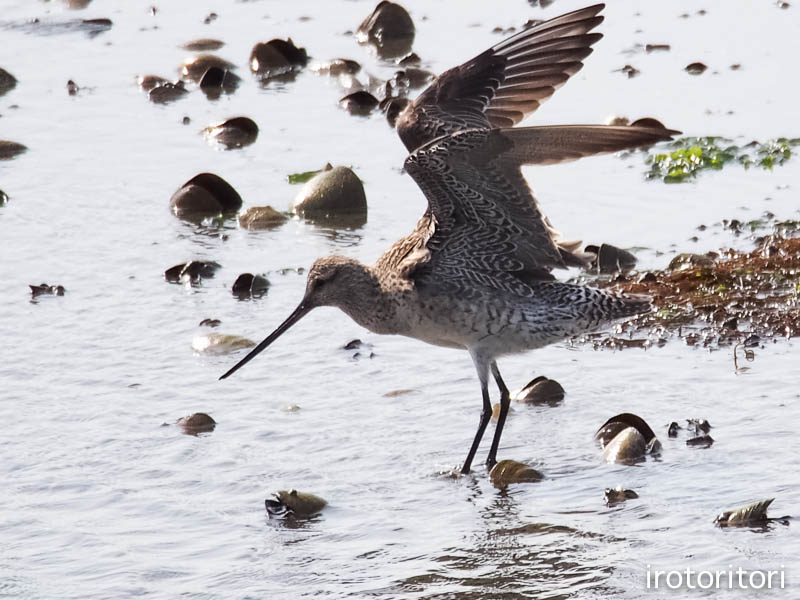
[221,3,678,475]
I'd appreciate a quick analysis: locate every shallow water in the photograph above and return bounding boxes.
[1,0,798,598]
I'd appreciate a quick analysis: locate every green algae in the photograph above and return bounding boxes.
[646,137,800,182]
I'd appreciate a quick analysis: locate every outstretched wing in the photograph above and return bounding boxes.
[394,125,679,296]
[396,4,605,152]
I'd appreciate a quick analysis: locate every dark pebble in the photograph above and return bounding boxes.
[199,66,241,97]
[169,172,242,219]
[0,190,8,206]
[238,206,288,229]
[148,81,188,104]
[181,54,236,82]
[66,79,80,95]
[232,273,270,299]
[357,1,415,59]
[584,243,637,274]
[138,74,168,91]
[685,62,708,75]
[686,435,714,447]
[203,116,258,149]
[199,318,221,327]
[0,67,17,97]
[164,261,221,284]
[182,38,224,51]
[250,39,307,79]
[177,412,216,434]
[0,141,27,160]
[513,375,565,405]
[618,64,640,78]
[667,421,680,437]
[30,283,65,297]
[339,90,379,115]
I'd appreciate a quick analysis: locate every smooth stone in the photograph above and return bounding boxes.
[191,333,255,355]
[148,81,188,104]
[164,261,221,284]
[0,68,17,97]
[138,74,168,91]
[198,66,241,96]
[30,283,65,297]
[290,165,367,220]
[182,38,225,51]
[177,412,216,434]
[584,243,637,274]
[339,90,379,116]
[595,413,658,448]
[513,375,565,405]
[489,460,543,488]
[238,206,288,229]
[357,1,415,59]
[381,96,410,127]
[170,172,242,219]
[601,427,647,463]
[202,116,258,149]
[249,39,307,78]
[0,190,8,205]
[604,486,639,505]
[232,273,270,299]
[685,62,708,75]
[181,54,236,81]
[310,58,361,76]
[266,490,327,517]
[0,141,27,160]
[715,499,774,526]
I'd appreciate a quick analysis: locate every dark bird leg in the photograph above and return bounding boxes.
[461,356,492,475]
[485,361,510,470]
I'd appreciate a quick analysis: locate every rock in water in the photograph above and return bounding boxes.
[192,333,255,355]
[181,54,236,81]
[202,117,258,149]
[604,486,639,505]
[489,460,543,488]
[290,165,367,221]
[357,1,415,59]
[249,39,307,79]
[265,490,327,517]
[596,413,660,463]
[715,499,775,526]
[177,413,216,434]
[513,376,565,405]
[232,273,270,299]
[238,206,288,229]
[169,173,242,220]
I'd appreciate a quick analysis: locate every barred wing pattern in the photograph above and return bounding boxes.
[401,126,679,296]
[396,4,605,152]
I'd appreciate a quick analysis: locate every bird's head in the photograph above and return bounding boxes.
[219,255,371,379]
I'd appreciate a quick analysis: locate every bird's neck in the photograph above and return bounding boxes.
[335,263,405,335]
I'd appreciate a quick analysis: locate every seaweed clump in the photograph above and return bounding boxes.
[585,232,800,350]
[646,137,800,183]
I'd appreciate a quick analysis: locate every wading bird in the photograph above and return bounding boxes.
[221,3,677,474]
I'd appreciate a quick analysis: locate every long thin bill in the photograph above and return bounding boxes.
[219,302,310,380]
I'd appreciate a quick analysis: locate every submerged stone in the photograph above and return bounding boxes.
[604,486,639,505]
[596,413,660,463]
[202,116,258,149]
[714,499,775,526]
[250,39,307,79]
[164,261,221,285]
[0,190,8,205]
[177,412,216,434]
[584,243,637,274]
[138,74,169,92]
[357,1,415,59]
[181,54,236,81]
[182,38,225,51]
[238,206,288,229]
[169,172,242,219]
[685,62,708,75]
[513,375,565,405]
[290,165,367,221]
[0,67,17,97]
[686,434,714,447]
[0,141,27,160]
[30,283,65,297]
[232,273,270,299]
[489,460,543,488]
[310,58,361,76]
[198,66,241,97]
[339,90,379,116]
[148,81,188,104]
[192,333,255,355]
[266,490,327,517]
